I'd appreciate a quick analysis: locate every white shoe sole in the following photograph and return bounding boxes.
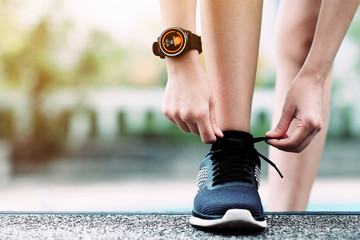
[189,209,267,229]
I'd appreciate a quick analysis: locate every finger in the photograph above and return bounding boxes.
[162,108,177,126]
[173,119,191,133]
[292,129,319,152]
[266,108,293,138]
[187,122,200,135]
[167,117,177,126]
[197,115,217,144]
[292,121,322,152]
[267,123,313,152]
[209,98,223,138]
[178,111,200,135]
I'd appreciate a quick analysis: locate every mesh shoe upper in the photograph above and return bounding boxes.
[192,131,283,221]
[193,185,265,220]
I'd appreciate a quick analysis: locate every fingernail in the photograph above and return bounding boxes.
[265,130,273,135]
[216,128,223,137]
[266,128,278,135]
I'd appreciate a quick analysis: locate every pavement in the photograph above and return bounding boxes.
[0,212,359,239]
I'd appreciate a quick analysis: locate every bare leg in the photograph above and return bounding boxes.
[268,0,332,211]
[200,0,263,132]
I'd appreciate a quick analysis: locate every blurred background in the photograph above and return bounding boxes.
[0,0,359,212]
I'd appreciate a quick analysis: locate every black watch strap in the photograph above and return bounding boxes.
[152,42,164,58]
[189,32,202,54]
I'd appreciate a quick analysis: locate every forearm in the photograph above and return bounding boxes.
[159,0,202,74]
[302,0,359,85]
[159,0,197,32]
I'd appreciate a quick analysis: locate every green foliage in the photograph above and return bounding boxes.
[73,30,130,87]
[0,0,168,156]
[0,0,160,93]
[0,5,64,94]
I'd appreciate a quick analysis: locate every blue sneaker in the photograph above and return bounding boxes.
[189,131,283,229]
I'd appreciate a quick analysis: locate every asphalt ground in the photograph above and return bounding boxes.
[0,212,359,239]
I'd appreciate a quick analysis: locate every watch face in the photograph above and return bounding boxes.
[160,28,186,57]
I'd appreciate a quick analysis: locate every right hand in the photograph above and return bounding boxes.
[162,53,223,144]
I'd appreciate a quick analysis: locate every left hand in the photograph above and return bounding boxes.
[266,73,324,153]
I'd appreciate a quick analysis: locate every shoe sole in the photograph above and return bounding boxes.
[189,209,267,229]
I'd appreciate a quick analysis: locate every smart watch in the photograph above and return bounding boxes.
[153,27,202,59]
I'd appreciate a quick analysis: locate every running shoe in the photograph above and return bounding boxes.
[189,130,283,229]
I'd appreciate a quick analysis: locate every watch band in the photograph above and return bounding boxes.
[153,27,202,59]
[189,32,202,54]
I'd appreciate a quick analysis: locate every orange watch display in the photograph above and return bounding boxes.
[153,27,202,59]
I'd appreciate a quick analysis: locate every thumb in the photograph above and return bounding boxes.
[209,98,223,138]
[266,109,293,138]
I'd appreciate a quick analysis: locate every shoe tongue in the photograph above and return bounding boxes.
[211,130,254,151]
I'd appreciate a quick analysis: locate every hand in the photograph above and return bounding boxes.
[266,73,324,153]
[162,53,223,144]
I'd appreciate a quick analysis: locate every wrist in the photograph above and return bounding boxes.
[297,63,329,87]
[165,50,203,76]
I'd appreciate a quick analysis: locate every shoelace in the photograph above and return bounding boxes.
[209,137,283,187]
